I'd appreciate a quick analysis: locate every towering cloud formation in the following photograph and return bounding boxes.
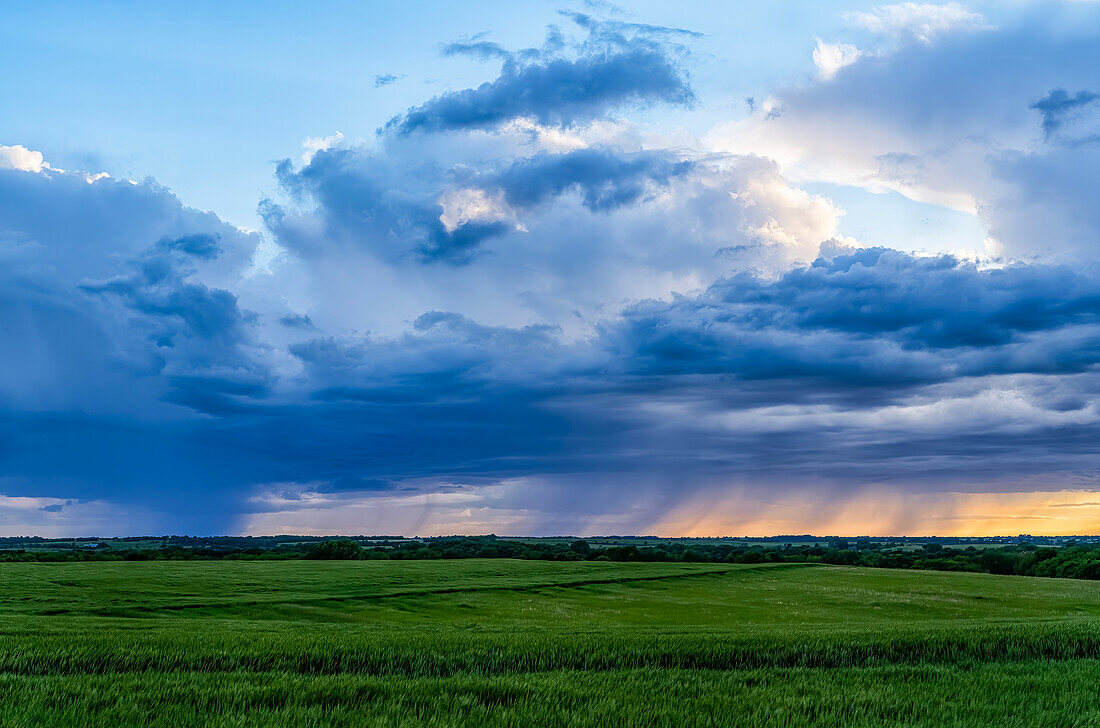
[710,13,1100,261]
[1,7,1099,536]
[264,21,837,332]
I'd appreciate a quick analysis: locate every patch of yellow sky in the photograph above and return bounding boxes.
[653,488,1100,537]
[243,483,1100,538]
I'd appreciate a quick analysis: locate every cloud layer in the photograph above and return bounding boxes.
[2,6,1100,535]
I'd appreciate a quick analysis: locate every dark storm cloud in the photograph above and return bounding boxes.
[4,11,1100,535]
[0,168,287,532]
[78,232,258,358]
[77,240,272,417]
[715,247,1100,346]
[0,168,262,406]
[161,376,270,416]
[4,156,1100,532]
[594,247,1100,406]
[225,249,1100,496]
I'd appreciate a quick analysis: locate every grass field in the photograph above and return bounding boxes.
[0,560,1098,726]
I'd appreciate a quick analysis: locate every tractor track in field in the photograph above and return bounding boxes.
[86,562,819,618]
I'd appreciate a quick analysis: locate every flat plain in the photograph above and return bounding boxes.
[0,559,1098,726]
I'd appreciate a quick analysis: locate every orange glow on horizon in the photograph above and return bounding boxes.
[243,481,1100,538]
[650,488,1100,537]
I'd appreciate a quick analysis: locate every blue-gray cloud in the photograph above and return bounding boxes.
[238,248,1100,515]
[602,247,1100,388]
[0,167,270,532]
[189,249,1100,498]
[473,148,693,212]
[270,144,696,262]
[387,23,695,135]
[3,9,1100,535]
[442,40,513,62]
[374,73,403,87]
[559,10,703,42]
[4,167,1100,532]
[1032,88,1098,141]
[77,225,264,401]
[270,148,510,262]
[158,233,222,258]
[278,313,315,330]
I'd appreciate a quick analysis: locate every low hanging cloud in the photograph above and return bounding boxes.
[3,148,1100,535]
[237,245,1100,535]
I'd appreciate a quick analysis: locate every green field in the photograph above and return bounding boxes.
[0,560,1098,726]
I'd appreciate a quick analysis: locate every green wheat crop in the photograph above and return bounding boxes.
[0,560,1097,726]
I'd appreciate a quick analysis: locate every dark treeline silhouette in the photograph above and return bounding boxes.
[4,535,1100,581]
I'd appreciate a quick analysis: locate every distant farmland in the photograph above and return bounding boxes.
[0,559,1098,726]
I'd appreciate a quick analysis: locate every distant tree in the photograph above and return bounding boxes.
[828,538,849,551]
[1014,551,1038,575]
[860,551,885,568]
[681,548,703,562]
[570,539,591,556]
[822,549,860,565]
[977,550,1016,575]
[1034,547,1058,563]
[604,546,641,562]
[305,539,363,560]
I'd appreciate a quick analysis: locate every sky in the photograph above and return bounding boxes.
[1,1,1099,537]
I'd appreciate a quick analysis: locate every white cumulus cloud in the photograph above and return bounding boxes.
[813,40,862,80]
[846,2,986,44]
[0,144,49,173]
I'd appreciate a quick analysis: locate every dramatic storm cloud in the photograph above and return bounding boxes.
[2,4,1100,536]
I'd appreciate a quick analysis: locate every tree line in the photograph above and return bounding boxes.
[3,535,1100,580]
